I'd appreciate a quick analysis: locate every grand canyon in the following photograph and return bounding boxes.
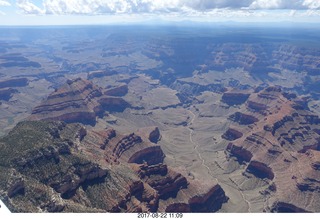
[0,24,320,213]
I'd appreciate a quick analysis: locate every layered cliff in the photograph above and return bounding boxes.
[223,87,320,212]
[0,88,18,101]
[0,120,228,213]
[0,78,28,89]
[28,78,129,125]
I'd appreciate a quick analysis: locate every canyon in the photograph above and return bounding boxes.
[0,24,320,213]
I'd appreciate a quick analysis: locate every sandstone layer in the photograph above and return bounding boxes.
[223,87,320,212]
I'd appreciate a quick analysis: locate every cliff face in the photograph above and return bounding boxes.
[28,78,130,125]
[223,86,320,212]
[0,88,18,101]
[206,43,320,79]
[0,120,228,213]
[0,78,28,89]
[104,84,128,97]
[221,91,250,106]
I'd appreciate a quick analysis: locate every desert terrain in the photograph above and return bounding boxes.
[0,24,320,212]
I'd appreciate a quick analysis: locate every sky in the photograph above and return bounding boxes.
[0,0,320,25]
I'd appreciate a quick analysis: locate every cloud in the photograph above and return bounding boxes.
[0,0,10,6]
[303,0,320,9]
[17,0,44,14]
[249,0,282,9]
[12,0,320,16]
[186,0,253,10]
[247,0,314,10]
[42,0,184,15]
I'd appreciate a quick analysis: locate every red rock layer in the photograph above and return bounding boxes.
[28,78,129,125]
[224,86,320,212]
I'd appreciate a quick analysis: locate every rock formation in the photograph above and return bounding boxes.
[221,91,250,106]
[0,120,228,213]
[28,78,130,125]
[222,128,243,141]
[0,88,18,101]
[224,86,320,212]
[87,70,117,80]
[105,84,128,97]
[0,78,28,89]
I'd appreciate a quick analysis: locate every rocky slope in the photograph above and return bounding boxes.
[223,86,320,212]
[0,78,28,89]
[206,43,320,78]
[0,120,228,212]
[0,88,18,101]
[28,78,129,125]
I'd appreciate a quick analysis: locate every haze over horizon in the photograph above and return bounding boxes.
[0,0,320,25]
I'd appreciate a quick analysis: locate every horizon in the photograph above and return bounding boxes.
[0,0,320,26]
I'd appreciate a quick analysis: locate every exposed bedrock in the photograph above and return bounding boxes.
[170,80,226,99]
[221,92,250,106]
[99,128,116,150]
[298,140,320,153]
[136,163,168,179]
[188,184,228,212]
[40,112,97,126]
[209,43,320,77]
[258,87,281,100]
[98,97,130,112]
[164,184,228,213]
[304,115,320,125]
[29,78,130,125]
[226,143,253,163]
[247,101,267,112]
[104,84,128,97]
[265,86,282,93]
[222,128,243,141]
[271,116,294,135]
[229,112,259,125]
[87,70,117,80]
[245,134,265,146]
[292,98,310,111]
[137,126,161,144]
[128,146,165,165]
[312,162,320,171]
[146,170,188,200]
[29,78,103,125]
[76,126,87,142]
[297,178,320,192]
[0,88,18,101]
[0,118,230,213]
[272,45,320,76]
[148,127,161,144]
[246,161,274,180]
[113,133,142,158]
[0,78,28,89]
[271,202,310,213]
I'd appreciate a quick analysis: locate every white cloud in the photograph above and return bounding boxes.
[11,0,320,18]
[249,0,282,9]
[247,0,312,10]
[42,0,184,15]
[289,10,297,17]
[0,0,10,6]
[303,0,320,9]
[17,0,44,14]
